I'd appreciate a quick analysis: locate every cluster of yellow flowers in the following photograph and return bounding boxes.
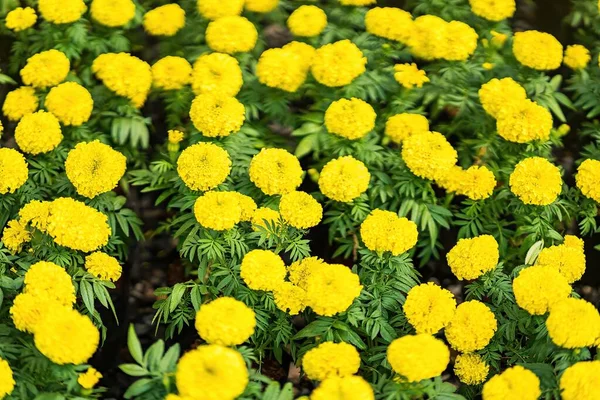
[256,42,315,93]
[324,98,376,140]
[360,209,418,256]
[513,30,563,71]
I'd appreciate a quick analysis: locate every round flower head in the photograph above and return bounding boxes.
[15,110,62,155]
[256,46,312,92]
[408,15,448,60]
[245,0,278,13]
[6,7,37,31]
[20,49,69,89]
[78,367,102,389]
[454,353,489,385]
[195,297,256,346]
[496,99,553,143]
[152,56,192,90]
[34,307,100,365]
[197,0,243,20]
[177,143,231,192]
[23,261,75,306]
[441,21,478,61]
[513,265,571,315]
[194,191,242,231]
[176,345,248,399]
[19,200,51,231]
[205,16,258,54]
[240,249,286,291]
[38,0,86,24]
[10,292,55,333]
[536,236,586,283]
[144,4,185,36]
[288,257,327,290]
[360,209,418,256]
[563,44,590,70]
[251,207,280,231]
[402,131,457,181]
[482,366,541,400]
[509,157,562,205]
[189,94,245,137]
[438,165,496,200]
[305,264,362,316]
[175,345,248,400]
[65,140,127,198]
[273,282,306,315]
[311,376,374,400]
[230,192,257,222]
[546,298,600,348]
[365,7,413,44]
[445,300,497,352]
[287,5,327,37]
[319,156,370,202]
[85,252,122,282]
[45,82,93,126]
[446,235,499,280]
[2,220,31,253]
[302,342,360,381]
[249,148,303,195]
[513,31,563,70]
[560,361,600,400]
[279,191,323,229]
[478,78,527,118]
[385,114,429,144]
[90,0,135,27]
[92,53,152,107]
[0,358,15,398]
[468,0,515,21]
[324,98,376,140]
[46,197,111,252]
[394,63,430,89]
[403,282,456,334]
[311,40,367,87]
[2,86,38,121]
[387,334,450,382]
[0,148,28,194]
[192,53,243,97]
[576,159,600,203]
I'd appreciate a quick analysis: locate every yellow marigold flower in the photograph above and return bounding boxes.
[454,353,489,385]
[387,334,450,382]
[152,56,192,91]
[490,30,507,47]
[468,0,515,21]
[393,63,429,89]
[408,15,448,60]
[256,46,312,92]
[442,21,478,61]
[6,7,37,31]
[513,265,571,315]
[192,53,243,97]
[251,207,280,231]
[240,249,286,291]
[65,140,126,198]
[206,16,258,54]
[385,113,428,144]
[279,191,322,229]
[285,41,317,62]
[195,297,256,346]
[0,358,14,398]
[90,0,135,27]
[324,98,376,140]
[46,197,111,252]
[23,261,75,306]
[85,252,122,282]
[563,44,590,70]
[230,192,256,221]
[359,209,418,256]
[11,293,58,333]
[273,282,306,315]
[536,238,586,283]
[168,130,184,144]
[302,342,360,381]
[34,307,99,365]
[197,0,243,20]
[311,40,367,87]
[305,264,362,316]
[496,99,553,143]
[20,49,69,89]
[318,156,370,202]
[546,298,600,348]
[245,0,278,13]
[92,53,152,108]
[249,148,303,195]
[446,235,499,280]
[38,0,86,24]
[509,157,562,205]
[402,131,457,181]
[0,148,28,194]
[478,77,527,119]
[339,0,376,5]
[311,376,374,400]
[445,300,497,352]
[482,366,540,400]
[189,94,245,137]
[365,7,413,44]
[513,31,563,70]
[143,4,185,36]
[403,283,456,334]
[438,165,496,200]
[176,345,248,399]
[576,159,600,203]
[177,142,231,192]
[288,257,326,290]
[78,367,102,389]
[15,110,62,155]
[45,82,93,126]
[1,220,30,253]
[19,200,50,231]
[287,5,327,37]
[560,361,600,400]
[2,86,38,121]
[194,191,242,231]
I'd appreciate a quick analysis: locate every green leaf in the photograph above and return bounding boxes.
[169,283,186,313]
[123,378,153,399]
[127,324,144,366]
[159,343,181,373]
[80,280,95,316]
[119,364,149,377]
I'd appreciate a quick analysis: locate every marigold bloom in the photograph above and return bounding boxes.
[536,236,586,283]
[168,130,184,144]
[408,15,448,60]
[231,192,257,222]
[513,265,571,315]
[273,282,306,315]
[19,200,51,231]
[10,293,55,333]
[563,44,590,70]
[192,53,243,97]
[78,367,102,389]
[311,376,374,400]
[144,4,186,36]
[311,40,367,87]
[15,110,62,155]
[177,143,231,192]
[302,342,360,381]
[0,148,28,194]
[305,264,362,316]
[360,209,418,256]
[287,5,327,37]
[339,0,376,5]
[387,334,450,382]
[194,191,242,231]
[251,207,280,231]
[402,131,457,181]
[365,7,413,44]
[318,156,370,202]
[256,45,313,92]
[206,16,258,54]
[152,56,192,90]
[1,220,30,253]
[249,148,303,195]
[92,53,152,108]
[240,249,286,291]
[20,49,69,89]
[513,31,563,70]
[560,361,600,400]
[546,298,600,348]
[6,7,37,31]
[438,165,496,200]
[197,0,244,20]
[454,353,489,385]
[288,257,326,290]
[195,297,256,346]
[496,99,553,143]
[394,63,429,89]
[478,77,527,119]
[385,114,429,143]
[445,300,497,352]
[468,0,515,21]
[45,82,93,126]
[576,159,600,203]
[482,366,540,400]
[245,0,278,13]
[38,0,86,24]
[446,235,499,280]
[279,191,323,229]
[403,283,456,334]
[2,86,38,121]
[509,157,562,205]
[324,98,376,140]
[442,21,478,61]
[0,358,15,398]
[85,252,122,282]
[189,94,245,137]
[90,0,135,27]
